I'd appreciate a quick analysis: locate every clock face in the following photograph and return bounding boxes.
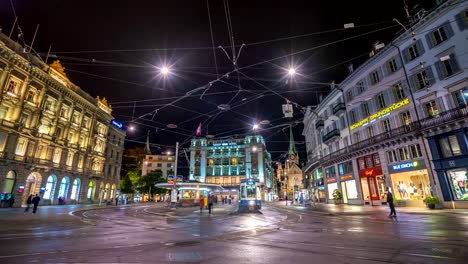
[289,154,296,161]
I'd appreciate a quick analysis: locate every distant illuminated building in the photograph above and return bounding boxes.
[189,135,273,200]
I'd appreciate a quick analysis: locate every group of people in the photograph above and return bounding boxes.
[24,194,41,214]
[198,194,233,215]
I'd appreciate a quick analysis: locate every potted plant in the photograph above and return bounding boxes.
[423,196,440,209]
[332,189,342,204]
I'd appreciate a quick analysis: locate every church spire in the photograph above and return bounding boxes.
[144,130,151,155]
[288,126,297,155]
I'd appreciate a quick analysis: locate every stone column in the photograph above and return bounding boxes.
[11,77,31,122]
[0,65,12,103]
[48,95,63,137]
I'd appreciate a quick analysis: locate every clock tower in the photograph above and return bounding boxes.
[287,127,299,165]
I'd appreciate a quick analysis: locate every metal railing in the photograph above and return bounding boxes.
[319,105,468,165]
[322,128,340,143]
[332,102,346,115]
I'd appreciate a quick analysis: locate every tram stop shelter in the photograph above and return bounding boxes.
[155,182,224,206]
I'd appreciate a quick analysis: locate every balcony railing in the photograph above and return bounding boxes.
[322,128,340,143]
[319,105,468,166]
[332,102,346,115]
[315,119,324,129]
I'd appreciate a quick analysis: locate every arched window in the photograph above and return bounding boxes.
[70,178,81,200]
[105,183,110,199]
[43,175,57,199]
[58,177,70,199]
[87,181,95,199]
[111,184,116,199]
[1,171,16,193]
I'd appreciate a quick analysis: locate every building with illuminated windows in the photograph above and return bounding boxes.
[189,135,273,200]
[142,154,175,178]
[0,31,125,207]
[303,0,468,208]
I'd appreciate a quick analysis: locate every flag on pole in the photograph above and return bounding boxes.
[196,123,202,136]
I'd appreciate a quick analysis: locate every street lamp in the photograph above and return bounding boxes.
[161,66,170,75]
[252,123,259,131]
[288,68,296,76]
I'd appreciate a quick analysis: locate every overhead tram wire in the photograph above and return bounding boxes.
[122,23,407,134]
[48,20,397,54]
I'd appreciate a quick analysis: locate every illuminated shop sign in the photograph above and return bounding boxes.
[350,98,410,130]
[340,174,353,181]
[212,142,238,147]
[246,178,255,185]
[389,160,425,173]
[111,120,124,129]
[326,178,336,183]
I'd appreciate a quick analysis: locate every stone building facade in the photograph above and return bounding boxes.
[0,31,125,207]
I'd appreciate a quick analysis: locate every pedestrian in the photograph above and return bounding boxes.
[285,196,288,206]
[24,194,33,213]
[199,196,204,214]
[9,194,14,208]
[32,194,40,214]
[208,194,214,215]
[386,187,396,218]
[115,196,119,206]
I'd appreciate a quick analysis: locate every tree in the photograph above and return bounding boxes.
[137,170,167,196]
[120,174,134,195]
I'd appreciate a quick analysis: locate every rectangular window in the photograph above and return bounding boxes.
[409,144,423,158]
[437,55,460,79]
[425,101,439,117]
[408,44,420,61]
[0,131,7,152]
[361,103,370,117]
[15,137,28,156]
[387,59,398,73]
[400,111,412,126]
[376,93,386,109]
[338,161,353,176]
[325,166,336,178]
[53,148,61,163]
[354,132,360,143]
[432,26,448,45]
[373,154,380,166]
[157,163,162,167]
[382,119,391,132]
[357,81,365,94]
[370,70,380,85]
[387,150,398,163]
[66,152,74,166]
[358,158,366,170]
[393,83,405,100]
[350,110,357,123]
[365,157,373,168]
[398,147,410,161]
[415,70,430,90]
[453,88,468,107]
[367,125,374,138]
[346,90,353,101]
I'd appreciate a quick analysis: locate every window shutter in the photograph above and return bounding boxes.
[425,32,434,49]
[395,56,403,69]
[449,55,461,74]
[416,103,427,119]
[382,61,389,76]
[455,12,466,31]
[377,67,384,82]
[409,73,417,91]
[436,97,446,112]
[434,61,445,80]
[383,90,393,105]
[402,47,410,63]
[425,66,435,86]
[416,39,425,56]
[443,21,454,38]
[368,99,377,114]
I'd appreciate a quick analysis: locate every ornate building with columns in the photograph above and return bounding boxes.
[0,32,125,207]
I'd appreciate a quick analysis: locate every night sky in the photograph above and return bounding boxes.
[0,0,413,170]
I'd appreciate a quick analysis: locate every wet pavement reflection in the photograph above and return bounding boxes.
[0,202,466,263]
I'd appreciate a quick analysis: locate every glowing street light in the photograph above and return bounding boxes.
[128,125,135,131]
[252,146,258,152]
[288,68,296,76]
[252,123,259,130]
[160,66,170,75]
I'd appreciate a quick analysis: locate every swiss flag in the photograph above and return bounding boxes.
[196,123,202,136]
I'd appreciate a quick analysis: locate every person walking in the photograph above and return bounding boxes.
[24,194,33,213]
[32,194,41,214]
[208,194,214,215]
[199,196,204,214]
[285,196,288,206]
[386,187,396,218]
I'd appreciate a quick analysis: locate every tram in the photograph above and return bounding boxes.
[239,178,262,211]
